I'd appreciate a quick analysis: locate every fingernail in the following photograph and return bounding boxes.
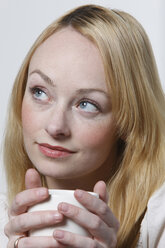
[75,189,83,198]
[53,212,63,221]
[54,230,64,239]
[59,202,68,212]
[37,188,47,197]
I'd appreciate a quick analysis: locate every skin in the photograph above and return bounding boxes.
[5,27,119,247]
[22,27,117,190]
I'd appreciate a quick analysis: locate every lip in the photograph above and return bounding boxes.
[38,143,76,158]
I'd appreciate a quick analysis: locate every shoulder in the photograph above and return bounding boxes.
[0,193,9,246]
[139,182,165,248]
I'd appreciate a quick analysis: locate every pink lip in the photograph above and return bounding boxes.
[38,143,75,158]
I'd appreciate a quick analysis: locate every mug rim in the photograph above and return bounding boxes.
[48,189,98,197]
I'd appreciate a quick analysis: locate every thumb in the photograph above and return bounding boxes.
[25,168,42,189]
[93,180,109,203]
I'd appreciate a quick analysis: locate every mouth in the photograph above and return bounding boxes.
[38,143,76,158]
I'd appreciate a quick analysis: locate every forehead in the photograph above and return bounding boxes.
[31,26,99,58]
[28,27,107,91]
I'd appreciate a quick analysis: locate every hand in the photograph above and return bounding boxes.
[54,181,119,248]
[4,169,65,248]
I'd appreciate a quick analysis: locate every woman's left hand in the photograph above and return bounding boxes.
[54,181,119,248]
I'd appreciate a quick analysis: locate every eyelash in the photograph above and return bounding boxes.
[29,87,48,100]
[77,98,101,111]
[29,87,102,111]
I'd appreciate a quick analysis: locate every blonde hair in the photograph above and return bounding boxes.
[4,4,165,247]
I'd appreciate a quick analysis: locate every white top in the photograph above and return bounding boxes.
[1,182,165,247]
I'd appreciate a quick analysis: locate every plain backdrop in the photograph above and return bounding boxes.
[0,0,164,194]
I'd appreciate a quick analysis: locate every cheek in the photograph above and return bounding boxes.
[21,100,38,134]
[77,120,116,149]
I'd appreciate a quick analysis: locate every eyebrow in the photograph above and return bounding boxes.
[29,69,55,87]
[75,88,110,99]
[29,69,110,98]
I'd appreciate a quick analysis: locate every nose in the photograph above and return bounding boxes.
[45,106,71,139]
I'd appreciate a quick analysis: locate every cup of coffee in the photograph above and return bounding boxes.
[28,189,98,237]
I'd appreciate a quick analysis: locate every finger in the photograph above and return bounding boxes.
[74,189,119,231]
[25,168,42,189]
[11,236,65,248]
[93,180,109,203]
[57,202,114,244]
[10,188,48,216]
[53,230,103,248]
[6,210,63,235]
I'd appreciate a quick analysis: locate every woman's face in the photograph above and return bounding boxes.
[22,27,117,189]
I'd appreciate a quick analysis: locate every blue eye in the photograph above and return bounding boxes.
[78,101,99,112]
[31,87,48,101]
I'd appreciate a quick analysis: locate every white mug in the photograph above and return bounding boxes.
[28,189,98,237]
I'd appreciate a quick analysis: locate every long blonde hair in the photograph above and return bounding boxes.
[4,4,165,247]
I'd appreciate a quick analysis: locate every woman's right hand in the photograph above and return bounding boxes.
[4,169,65,248]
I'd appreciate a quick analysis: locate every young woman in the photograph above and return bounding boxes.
[1,4,165,248]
